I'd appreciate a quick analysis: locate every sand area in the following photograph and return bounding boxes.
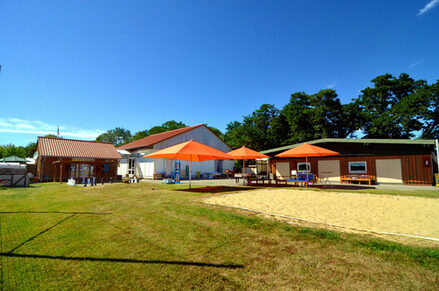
[204,189,439,246]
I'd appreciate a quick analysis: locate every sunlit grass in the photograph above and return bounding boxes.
[0,183,438,289]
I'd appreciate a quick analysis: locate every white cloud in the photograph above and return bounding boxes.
[417,0,439,16]
[409,60,424,68]
[326,83,336,89]
[0,118,104,139]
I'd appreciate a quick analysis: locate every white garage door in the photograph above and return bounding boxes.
[275,162,290,179]
[318,160,340,182]
[137,161,155,178]
[376,159,403,183]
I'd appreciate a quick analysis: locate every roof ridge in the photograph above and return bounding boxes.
[38,136,114,145]
[262,138,436,154]
[118,124,205,150]
[149,124,203,136]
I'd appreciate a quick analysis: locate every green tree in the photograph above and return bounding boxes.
[0,144,26,158]
[224,104,284,151]
[422,80,439,139]
[24,142,37,158]
[131,130,149,142]
[356,73,429,138]
[224,121,248,150]
[280,89,353,144]
[148,121,188,135]
[96,127,132,147]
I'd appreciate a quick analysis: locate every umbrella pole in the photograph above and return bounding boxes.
[189,160,192,190]
[306,156,308,188]
[243,159,246,185]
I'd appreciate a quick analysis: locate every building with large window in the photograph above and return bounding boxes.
[263,138,438,185]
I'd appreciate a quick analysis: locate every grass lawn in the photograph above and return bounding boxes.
[0,183,438,290]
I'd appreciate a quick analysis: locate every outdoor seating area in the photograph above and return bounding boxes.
[340,174,376,185]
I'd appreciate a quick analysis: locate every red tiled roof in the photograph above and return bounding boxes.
[118,124,204,151]
[37,137,122,159]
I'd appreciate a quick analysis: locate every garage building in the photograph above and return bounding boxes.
[263,138,438,185]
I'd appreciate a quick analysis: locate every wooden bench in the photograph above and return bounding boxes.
[340,175,375,185]
[153,173,164,180]
[276,179,308,187]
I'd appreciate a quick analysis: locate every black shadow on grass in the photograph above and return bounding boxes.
[0,252,244,269]
[176,186,259,194]
[7,214,76,253]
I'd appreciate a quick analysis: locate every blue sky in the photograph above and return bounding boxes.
[1,0,438,146]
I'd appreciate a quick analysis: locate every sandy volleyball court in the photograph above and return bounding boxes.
[204,189,439,244]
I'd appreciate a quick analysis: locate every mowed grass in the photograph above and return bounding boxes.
[0,183,438,290]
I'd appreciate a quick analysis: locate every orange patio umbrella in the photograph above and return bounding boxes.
[144,140,233,189]
[227,146,270,174]
[275,143,339,181]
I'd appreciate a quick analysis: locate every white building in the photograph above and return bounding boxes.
[117,124,234,179]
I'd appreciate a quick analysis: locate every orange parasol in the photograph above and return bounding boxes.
[275,144,339,158]
[275,144,339,182]
[144,140,233,189]
[227,146,270,174]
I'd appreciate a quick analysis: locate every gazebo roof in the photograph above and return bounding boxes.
[0,155,28,163]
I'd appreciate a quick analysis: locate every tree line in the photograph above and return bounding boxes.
[83,73,439,151]
[0,143,36,159]
[96,73,438,152]
[0,134,60,159]
[223,73,438,151]
[2,72,438,158]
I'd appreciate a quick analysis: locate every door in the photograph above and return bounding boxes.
[376,159,403,183]
[140,162,154,178]
[275,162,290,179]
[318,160,340,182]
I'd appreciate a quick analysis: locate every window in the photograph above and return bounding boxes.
[80,164,90,178]
[349,161,367,173]
[297,162,311,173]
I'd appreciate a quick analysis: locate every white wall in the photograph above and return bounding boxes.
[120,126,234,178]
[152,159,220,178]
[118,159,128,176]
[152,125,231,152]
[135,158,155,178]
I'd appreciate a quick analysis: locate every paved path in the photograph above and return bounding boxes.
[141,178,439,191]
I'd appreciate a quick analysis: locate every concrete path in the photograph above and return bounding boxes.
[141,178,439,191]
